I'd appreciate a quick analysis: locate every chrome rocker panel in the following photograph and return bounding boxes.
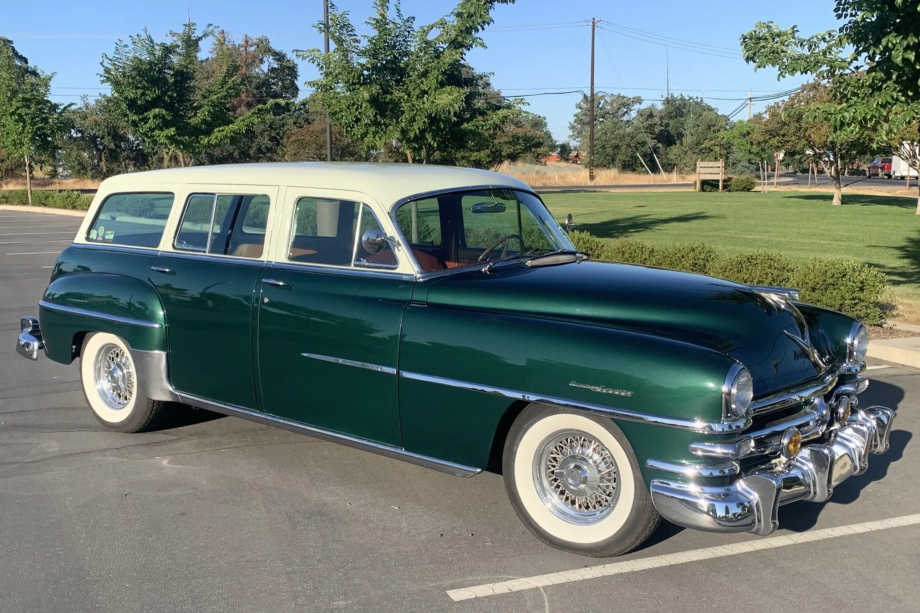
[650,405,896,536]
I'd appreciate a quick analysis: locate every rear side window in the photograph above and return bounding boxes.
[175,193,270,258]
[87,193,173,248]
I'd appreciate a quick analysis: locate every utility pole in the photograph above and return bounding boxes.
[747,90,752,120]
[324,0,332,162]
[589,17,596,182]
[665,48,669,99]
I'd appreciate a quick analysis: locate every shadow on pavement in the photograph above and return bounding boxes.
[157,402,226,431]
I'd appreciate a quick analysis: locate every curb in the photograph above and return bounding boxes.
[868,342,920,370]
[0,205,87,218]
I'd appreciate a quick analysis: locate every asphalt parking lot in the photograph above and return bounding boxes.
[1,207,918,613]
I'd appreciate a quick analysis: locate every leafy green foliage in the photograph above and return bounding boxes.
[726,174,757,192]
[101,22,292,166]
[297,0,535,166]
[791,257,887,324]
[710,251,796,286]
[0,189,93,209]
[0,38,62,201]
[59,96,147,179]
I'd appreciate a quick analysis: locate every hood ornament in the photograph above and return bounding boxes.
[784,329,829,369]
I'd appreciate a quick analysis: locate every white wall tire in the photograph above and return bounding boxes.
[80,333,168,433]
[503,406,660,556]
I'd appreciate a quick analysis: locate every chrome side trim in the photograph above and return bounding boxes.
[175,392,480,477]
[39,300,163,329]
[400,371,750,433]
[271,261,415,281]
[301,353,397,375]
[646,459,741,477]
[70,242,159,255]
[750,373,837,416]
[130,349,180,402]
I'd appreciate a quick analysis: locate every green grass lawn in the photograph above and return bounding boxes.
[541,190,920,299]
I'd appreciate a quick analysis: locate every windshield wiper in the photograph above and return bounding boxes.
[523,250,588,267]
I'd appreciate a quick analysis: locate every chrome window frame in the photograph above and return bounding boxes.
[388,185,574,280]
[174,193,217,253]
[285,195,404,273]
[83,191,175,250]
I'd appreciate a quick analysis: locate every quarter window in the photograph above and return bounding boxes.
[174,193,270,258]
[86,192,173,248]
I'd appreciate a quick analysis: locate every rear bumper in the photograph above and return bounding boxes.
[650,406,896,535]
[15,317,43,361]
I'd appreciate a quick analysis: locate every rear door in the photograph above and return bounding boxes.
[256,190,415,445]
[149,187,276,409]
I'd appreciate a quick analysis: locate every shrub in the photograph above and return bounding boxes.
[653,243,718,275]
[0,190,93,210]
[568,230,612,260]
[727,174,757,192]
[791,258,887,325]
[606,238,660,266]
[711,251,796,287]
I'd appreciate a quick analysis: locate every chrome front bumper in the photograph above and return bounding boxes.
[15,316,44,361]
[650,406,896,536]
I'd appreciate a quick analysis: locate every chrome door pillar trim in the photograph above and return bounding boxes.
[399,371,750,433]
[300,352,397,375]
[39,300,163,329]
[175,392,480,477]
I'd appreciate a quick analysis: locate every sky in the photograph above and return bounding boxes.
[3,0,845,142]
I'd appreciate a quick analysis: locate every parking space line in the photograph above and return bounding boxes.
[5,251,63,256]
[0,239,73,246]
[0,231,76,236]
[445,513,920,602]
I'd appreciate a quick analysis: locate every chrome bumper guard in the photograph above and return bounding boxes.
[16,316,44,361]
[650,406,896,536]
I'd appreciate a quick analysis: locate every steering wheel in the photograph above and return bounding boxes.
[477,234,524,262]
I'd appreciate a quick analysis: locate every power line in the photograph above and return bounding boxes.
[596,23,743,60]
[599,21,742,54]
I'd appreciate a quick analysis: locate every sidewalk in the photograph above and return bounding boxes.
[0,205,87,218]
[869,321,920,369]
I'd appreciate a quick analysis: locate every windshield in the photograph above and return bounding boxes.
[393,189,575,273]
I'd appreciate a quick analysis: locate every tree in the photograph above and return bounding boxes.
[297,0,519,164]
[741,22,883,205]
[101,22,287,167]
[59,95,146,179]
[0,38,61,203]
[835,1,920,211]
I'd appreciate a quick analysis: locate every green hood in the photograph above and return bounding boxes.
[423,260,830,397]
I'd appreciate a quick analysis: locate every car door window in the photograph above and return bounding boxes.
[354,204,398,269]
[175,193,270,257]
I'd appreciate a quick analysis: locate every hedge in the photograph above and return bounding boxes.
[569,231,887,324]
[0,190,93,210]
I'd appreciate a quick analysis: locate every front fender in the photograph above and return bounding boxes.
[397,305,737,472]
[40,272,166,363]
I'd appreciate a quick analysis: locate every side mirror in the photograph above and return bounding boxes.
[361,227,388,254]
[565,214,577,233]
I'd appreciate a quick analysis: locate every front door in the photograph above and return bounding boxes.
[256,193,414,446]
[150,189,275,409]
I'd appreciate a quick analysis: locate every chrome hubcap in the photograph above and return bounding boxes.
[533,431,619,525]
[93,344,135,410]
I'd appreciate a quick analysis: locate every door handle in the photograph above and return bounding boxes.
[263,278,290,288]
[151,267,177,275]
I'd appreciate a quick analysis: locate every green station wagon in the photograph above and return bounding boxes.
[16,163,896,556]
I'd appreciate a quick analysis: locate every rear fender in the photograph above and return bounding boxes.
[40,272,166,363]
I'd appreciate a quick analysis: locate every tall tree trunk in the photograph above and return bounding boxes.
[405,150,413,164]
[24,153,32,205]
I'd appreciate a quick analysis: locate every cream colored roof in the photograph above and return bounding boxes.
[100,162,531,209]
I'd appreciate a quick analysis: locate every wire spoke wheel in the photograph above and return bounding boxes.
[93,343,136,410]
[533,430,619,525]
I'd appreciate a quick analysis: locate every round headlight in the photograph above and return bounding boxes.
[847,323,869,363]
[724,365,753,419]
